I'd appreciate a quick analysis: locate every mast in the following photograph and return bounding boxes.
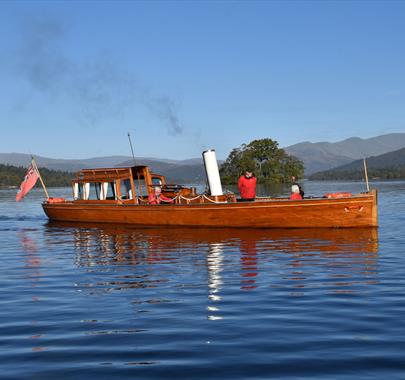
[363,157,370,192]
[31,156,50,199]
[127,132,136,165]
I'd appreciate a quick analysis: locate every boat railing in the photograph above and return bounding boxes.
[135,193,235,205]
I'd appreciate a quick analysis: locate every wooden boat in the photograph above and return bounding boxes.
[42,163,378,228]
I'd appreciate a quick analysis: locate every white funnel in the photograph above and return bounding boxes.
[202,149,223,196]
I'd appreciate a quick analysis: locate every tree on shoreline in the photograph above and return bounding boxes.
[219,138,304,184]
[0,164,73,188]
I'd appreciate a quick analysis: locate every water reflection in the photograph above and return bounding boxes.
[44,222,379,302]
[240,239,258,291]
[19,229,42,287]
[207,243,224,320]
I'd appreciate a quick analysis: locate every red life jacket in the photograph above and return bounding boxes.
[323,192,352,199]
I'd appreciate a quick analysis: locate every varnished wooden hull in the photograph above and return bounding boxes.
[42,190,378,228]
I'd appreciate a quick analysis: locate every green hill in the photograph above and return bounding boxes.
[0,164,74,188]
[286,133,405,175]
[309,148,405,180]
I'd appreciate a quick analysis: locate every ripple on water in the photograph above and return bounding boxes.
[1,183,405,379]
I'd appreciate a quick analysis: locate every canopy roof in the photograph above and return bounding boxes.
[74,166,162,182]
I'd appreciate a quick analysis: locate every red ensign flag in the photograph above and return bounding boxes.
[16,164,39,202]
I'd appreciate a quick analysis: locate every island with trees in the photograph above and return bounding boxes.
[219,138,304,184]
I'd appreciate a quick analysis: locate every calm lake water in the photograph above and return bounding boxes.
[1,181,405,379]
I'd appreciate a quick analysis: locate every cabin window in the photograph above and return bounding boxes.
[99,182,109,200]
[105,182,117,200]
[87,182,109,200]
[73,182,121,200]
[86,183,100,200]
[152,177,162,186]
[119,179,133,200]
[83,183,90,200]
[95,183,101,200]
[134,178,148,197]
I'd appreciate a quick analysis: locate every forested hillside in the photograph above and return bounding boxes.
[286,133,405,174]
[309,148,405,180]
[0,164,73,188]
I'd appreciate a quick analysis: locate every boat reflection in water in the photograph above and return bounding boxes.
[45,222,379,318]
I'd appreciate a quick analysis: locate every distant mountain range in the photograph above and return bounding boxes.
[2,133,405,182]
[0,153,207,183]
[285,133,405,175]
[0,153,130,172]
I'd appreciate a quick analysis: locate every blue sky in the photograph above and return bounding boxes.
[0,0,404,160]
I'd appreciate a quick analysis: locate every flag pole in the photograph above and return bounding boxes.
[363,157,370,192]
[31,156,50,199]
[127,132,136,165]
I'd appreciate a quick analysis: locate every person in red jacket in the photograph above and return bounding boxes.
[238,171,257,201]
[148,186,174,205]
[290,184,303,200]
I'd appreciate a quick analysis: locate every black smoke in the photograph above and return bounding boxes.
[13,14,184,135]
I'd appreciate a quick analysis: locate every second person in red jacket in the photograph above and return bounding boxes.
[148,186,174,205]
